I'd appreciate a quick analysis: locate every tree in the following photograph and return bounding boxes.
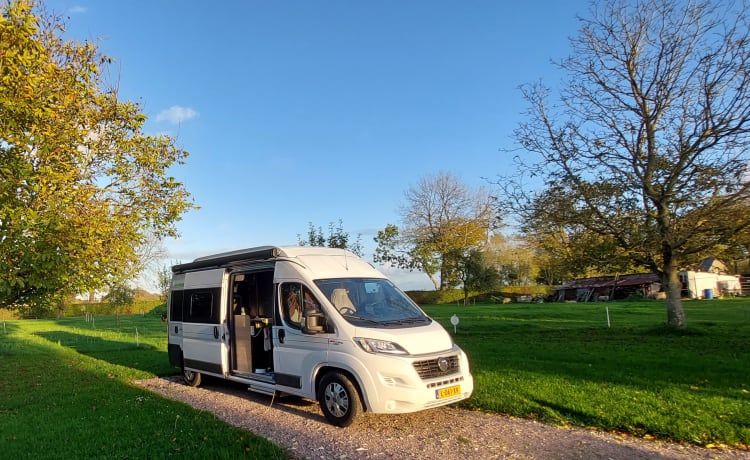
[104,281,135,308]
[375,172,497,290]
[452,248,500,305]
[0,1,195,312]
[297,219,363,257]
[104,280,134,325]
[154,263,172,302]
[373,224,441,288]
[505,0,750,329]
[484,234,540,287]
[521,186,644,283]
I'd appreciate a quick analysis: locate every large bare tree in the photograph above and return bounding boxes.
[507,0,750,329]
[376,172,496,290]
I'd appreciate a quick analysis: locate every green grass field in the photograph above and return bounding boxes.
[0,299,748,457]
[425,298,750,448]
[0,313,285,459]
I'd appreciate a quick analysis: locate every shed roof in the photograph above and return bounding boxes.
[556,273,660,290]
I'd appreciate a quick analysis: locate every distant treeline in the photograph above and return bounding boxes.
[1,300,165,320]
[407,287,552,305]
[1,287,555,320]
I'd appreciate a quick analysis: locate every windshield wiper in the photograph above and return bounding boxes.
[384,316,429,325]
[342,313,380,324]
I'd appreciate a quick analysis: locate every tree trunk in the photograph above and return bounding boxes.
[663,264,687,330]
[427,273,440,291]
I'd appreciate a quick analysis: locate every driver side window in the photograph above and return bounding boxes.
[281,283,321,329]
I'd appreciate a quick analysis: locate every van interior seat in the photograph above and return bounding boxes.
[331,288,355,313]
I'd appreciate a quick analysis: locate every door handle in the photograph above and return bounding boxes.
[278,329,285,344]
[213,326,219,339]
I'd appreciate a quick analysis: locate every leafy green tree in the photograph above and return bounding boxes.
[373,224,440,288]
[155,263,172,301]
[521,186,643,283]
[452,248,500,305]
[504,0,750,329]
[104,281,134,325]
[484,233,540,287]
[0,1,195,312]
[297,219,363,256]
[299,222,326,248]
[104,282,135,309]
[375,173,497,290]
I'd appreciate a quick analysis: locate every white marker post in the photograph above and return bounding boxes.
[606,306,611,328]
[450,314,459,334]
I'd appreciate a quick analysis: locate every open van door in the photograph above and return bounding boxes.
[180,269,229,384]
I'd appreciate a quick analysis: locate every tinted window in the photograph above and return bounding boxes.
[182,288,220,323]
[169,290,184,321]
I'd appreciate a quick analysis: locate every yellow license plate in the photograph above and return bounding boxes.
[436,385,461,399]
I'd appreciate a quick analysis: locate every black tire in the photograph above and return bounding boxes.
[183,368,202,387]
[318,371,363,427]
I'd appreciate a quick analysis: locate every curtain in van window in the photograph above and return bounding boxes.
[281,283,322,328]
[281,283,303,326]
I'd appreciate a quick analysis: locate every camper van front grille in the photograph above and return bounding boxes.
[412,355,460,380]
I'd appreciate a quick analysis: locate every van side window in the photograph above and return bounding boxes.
[282,283,303,327]
[169,290,184,321]
[281,283,321,328]
[184,289,218,323]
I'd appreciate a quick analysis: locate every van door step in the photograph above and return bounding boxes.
[248,384,276,396]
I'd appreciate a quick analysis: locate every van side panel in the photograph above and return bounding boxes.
[177,269,228,375]
[167,289,184,367]
[181,286,223,373]
[167,273,186,368]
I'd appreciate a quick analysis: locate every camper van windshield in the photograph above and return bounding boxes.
[315,278,430,328]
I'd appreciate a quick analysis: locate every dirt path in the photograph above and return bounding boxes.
[134,376,749,459]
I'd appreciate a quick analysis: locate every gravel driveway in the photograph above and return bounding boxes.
[135,376,749,459]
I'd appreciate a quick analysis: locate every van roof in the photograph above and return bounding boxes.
[171,245,361,273]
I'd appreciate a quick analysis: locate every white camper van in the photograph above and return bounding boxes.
[167,246,473,426]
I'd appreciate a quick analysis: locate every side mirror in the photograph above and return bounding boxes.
[302,311,327,334]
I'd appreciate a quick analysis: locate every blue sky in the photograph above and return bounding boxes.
[47,0,589,290]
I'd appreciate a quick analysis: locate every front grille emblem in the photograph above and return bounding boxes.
[437,357,449,372]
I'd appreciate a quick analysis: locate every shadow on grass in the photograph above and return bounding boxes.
[0,320,20,337]
[641,324,707,337]
[34,330,170,375]
[1,327,284,459]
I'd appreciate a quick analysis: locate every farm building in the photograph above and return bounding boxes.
[554,273,661,302]
[679,271,742,298]
[554,267,742,302]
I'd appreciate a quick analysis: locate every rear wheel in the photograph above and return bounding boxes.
[183,368,202,387]
[318,371,363,427]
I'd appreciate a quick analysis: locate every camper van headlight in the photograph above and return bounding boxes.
[354,338,409,355]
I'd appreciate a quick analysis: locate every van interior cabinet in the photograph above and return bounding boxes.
[233,315,253,373]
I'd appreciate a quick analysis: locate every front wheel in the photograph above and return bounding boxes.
[183,368,202,387]
[318,371,363,427]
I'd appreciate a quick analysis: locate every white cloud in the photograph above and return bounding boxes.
[68,6,87,14]
[155,106,198,124]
